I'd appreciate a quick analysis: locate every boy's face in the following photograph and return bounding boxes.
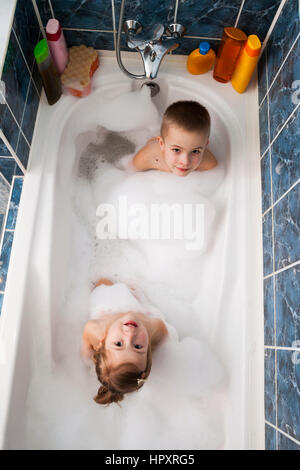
[158,125,209,177]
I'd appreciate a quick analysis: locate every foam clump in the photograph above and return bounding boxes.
[24,86,227,450]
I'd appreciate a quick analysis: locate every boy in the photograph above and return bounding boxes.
[132,100,217,177]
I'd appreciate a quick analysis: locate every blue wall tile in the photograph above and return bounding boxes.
[268,35,300,144]
[0,138,12,157]
[259,97,269,156]
[63,30,115,50]
[51,0,114,30]
[175,0,241,38]
[271,105,300,204]
[258,49,268,106]
[277,349,300,442]
[0,231,14,292]
[1,29,31,128]
[264,348,276,425]
[273,183,300,271]
[266,0,300,88]
[264,276,274,346]
[13,0,40,74]
[114,0,176,32]
[6,177,23,230]
[0,157,22,184]
[237,0,281,42]
[16,132,30,170]
[275,265,300,348]
[277,432,300,450]
[261,150,271,213]
[20,78,40,146]
[35,0,53,27]
[263,210,273,276]
[0,102,21,153]
[265,423,277,450]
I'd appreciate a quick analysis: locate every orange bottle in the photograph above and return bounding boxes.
[213,27,247,83]
[187,42,216,75]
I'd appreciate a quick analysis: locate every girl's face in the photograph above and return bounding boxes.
[104,313,149,371]
[158,125,209,176]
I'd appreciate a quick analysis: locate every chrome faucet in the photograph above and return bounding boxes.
[116,0,186,80]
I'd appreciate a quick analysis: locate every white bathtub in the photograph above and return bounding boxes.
[0,51,264,449]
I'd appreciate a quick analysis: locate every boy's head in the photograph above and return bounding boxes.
[158,101,211,176]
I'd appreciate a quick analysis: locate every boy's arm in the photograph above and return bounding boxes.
[197,149,218,171]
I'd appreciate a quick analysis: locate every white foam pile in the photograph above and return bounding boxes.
[24,86,228,450]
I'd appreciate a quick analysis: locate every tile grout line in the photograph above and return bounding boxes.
[174,0,179,23]
[48,0,55,19]
[111,0,117,51]
[265,346,300,352]
[31,0,46,39]
[263,259,300,280]
[265,420,300,447]
[260,101,300,160]
[234,0,245,28]
[262,178,300,218]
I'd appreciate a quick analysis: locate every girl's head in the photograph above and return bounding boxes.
[93,312,153,405]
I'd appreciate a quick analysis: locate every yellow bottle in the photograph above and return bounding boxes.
[187,42,216,75]
[231,34,261,93]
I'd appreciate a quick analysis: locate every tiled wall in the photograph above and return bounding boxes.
[0,0,41,305]
[258,0,300,451]
[0,0,299,450]
[35,0,281,54]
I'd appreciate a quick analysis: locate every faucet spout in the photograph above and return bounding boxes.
[142,37,179,79]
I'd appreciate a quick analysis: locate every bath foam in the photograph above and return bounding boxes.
[24,87,228,450]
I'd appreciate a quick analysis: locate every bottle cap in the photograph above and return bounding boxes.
[224,27,247,42]
[245,34,261,57]
[34,39,49,64]
[199,42,211,55]
[46,19,62,41]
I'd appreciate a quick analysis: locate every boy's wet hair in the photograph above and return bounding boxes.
[161,100,211,138]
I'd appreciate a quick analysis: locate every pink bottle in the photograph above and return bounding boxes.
[46,19,68,75]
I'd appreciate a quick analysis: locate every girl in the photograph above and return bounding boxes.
[81,278,168,405]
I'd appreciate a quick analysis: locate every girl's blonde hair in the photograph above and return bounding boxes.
[93,343,152,405]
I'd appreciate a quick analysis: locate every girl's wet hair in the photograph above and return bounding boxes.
[161,100,211,138]
[93,343,152,405]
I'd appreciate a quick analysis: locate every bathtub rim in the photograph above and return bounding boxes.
[0,51,264,450]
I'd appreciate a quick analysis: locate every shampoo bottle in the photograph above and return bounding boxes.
[213,27,247,83]
[46,19,68,75]
[187,42,216,75]
[231,35,261,93]
[34,39,62,105]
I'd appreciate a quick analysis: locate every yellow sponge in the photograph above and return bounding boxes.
[61,45,99,97]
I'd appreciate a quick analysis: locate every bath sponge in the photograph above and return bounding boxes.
[61,45,99,97]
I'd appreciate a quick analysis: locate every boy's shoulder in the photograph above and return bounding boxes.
[132,137,168,172]
[197,149,218,171]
